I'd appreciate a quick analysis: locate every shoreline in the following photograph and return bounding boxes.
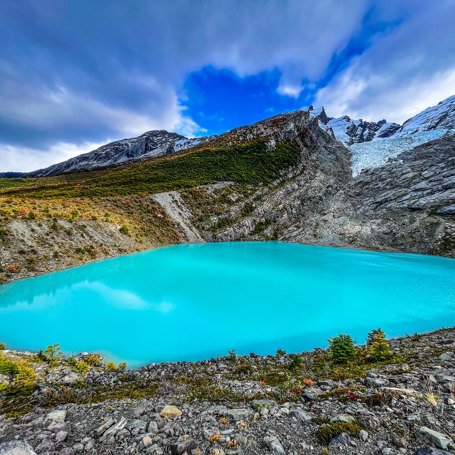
[2,238,453,286]
[2,326,455,453]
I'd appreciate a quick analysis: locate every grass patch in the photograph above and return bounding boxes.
[1,139,301,199]
[316,421,362,445]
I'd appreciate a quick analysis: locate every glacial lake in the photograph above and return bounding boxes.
[1,242,455,368]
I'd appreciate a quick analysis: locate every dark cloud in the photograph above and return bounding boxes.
[0,0,453,171]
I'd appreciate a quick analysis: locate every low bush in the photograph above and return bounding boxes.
[316,421,361,445]
[106,362,117,372]
[0,356,20,376]
[71,360,90,376]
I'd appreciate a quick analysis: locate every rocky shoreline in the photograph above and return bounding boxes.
[2,328,455,454]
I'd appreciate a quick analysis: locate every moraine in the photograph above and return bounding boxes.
[1,241,455,368]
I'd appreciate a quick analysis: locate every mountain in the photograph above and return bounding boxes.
[0,172,28,178]
[1,98,455,284]
[308,106,400,145]
[28,131,217,177]
[395,94,455,136]
[308,94,455,145]
[1,94,453,179]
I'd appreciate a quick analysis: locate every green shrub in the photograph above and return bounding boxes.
[276,349,286,357]
[0,356,20,376]
[43,344,62,366]
[12,361,37,394]
[106,362,117,372]
[119,225,130,236]
[0,343,5,350]
[329,334,356,364]
[316,421,361,445]
[366,328,392,361]
[72,360,90,376]
[288,354,303,370]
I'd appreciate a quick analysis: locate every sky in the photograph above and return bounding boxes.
[1,0,455,172]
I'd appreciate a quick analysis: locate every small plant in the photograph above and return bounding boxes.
[84,354,102,366]
[119,225,130,236]
[276,348,286,357]
[72,360,90,376]
[316,421,361,445]
[106,362,117,372]
[12,361,37,394]
[118,362,127,371]
[0,355,20,376]
[219,417,228,424]
[329,334,356,364]
[228,440,237,449]
[228,349,237,363]
[44,344,62,366]
[303,378,314,387]
[208,433,221,443]
[288,354,303,370]
[0,343,5,350]
[366,328,392,361]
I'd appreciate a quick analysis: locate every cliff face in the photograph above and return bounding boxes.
[172,132,455,258]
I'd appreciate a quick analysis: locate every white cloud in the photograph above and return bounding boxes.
[1,141,106,173]
[314,2,455,123]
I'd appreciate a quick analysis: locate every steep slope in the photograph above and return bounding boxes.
[175,134,455,258]
[396,94,455,136]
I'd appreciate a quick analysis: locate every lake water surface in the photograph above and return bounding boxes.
[1,242,455,367]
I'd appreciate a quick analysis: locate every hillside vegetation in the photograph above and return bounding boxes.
[0,139,301,199]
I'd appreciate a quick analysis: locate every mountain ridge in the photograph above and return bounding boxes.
[1,94,454,178]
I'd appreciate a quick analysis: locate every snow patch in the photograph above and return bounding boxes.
[350,129,453,176]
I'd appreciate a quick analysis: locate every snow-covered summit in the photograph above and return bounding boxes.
[306,94,455,146]
[395,95,455,136]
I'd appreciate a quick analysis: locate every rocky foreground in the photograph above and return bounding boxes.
[2,329,455,454]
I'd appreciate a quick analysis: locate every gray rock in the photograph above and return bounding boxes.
[100,417,127,441]
[288,409,312,424]
[46,410,66,421]
[419,427,452,450]
[414,449,452,455]
[170,439,198,455]
[95,417,115,436]
[329,432,351,447]
[264,435,285,454]
[147,420,159,433]
[224,408,253,421]
[360,429,369,441]
[56,431,68,443]
[58,449,75,455]
[330,414,355,424]
[0,441,36,455]
[35,441,55,454]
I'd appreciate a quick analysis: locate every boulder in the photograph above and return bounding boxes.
[419,427,452,450]
[414,449,452,455]
[330,414,355,424]
[0,441,36,455]
[264,435,285,454]
[160,405,182,418]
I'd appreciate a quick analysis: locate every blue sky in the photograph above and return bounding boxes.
[1,0,455,171]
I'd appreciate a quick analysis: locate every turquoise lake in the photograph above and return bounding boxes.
[1,242,455,368]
